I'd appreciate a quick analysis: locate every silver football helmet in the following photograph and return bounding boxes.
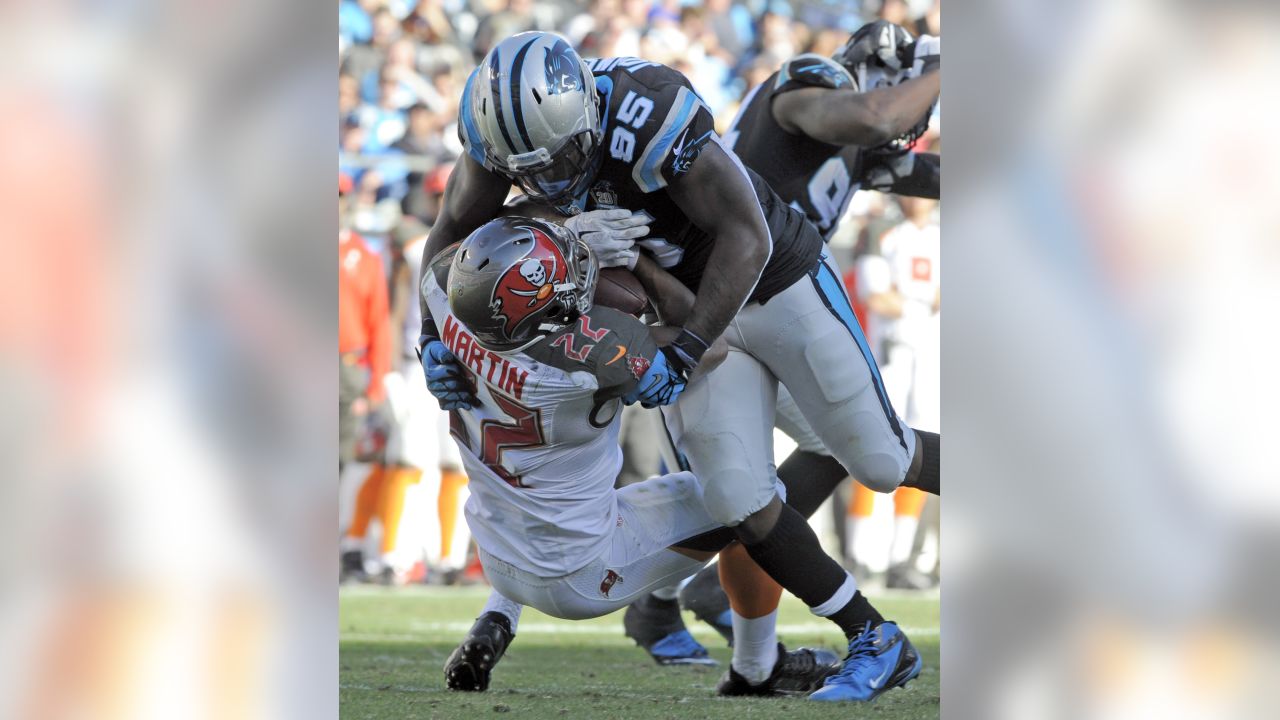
[467,32,602,203]
[445,217,599,352]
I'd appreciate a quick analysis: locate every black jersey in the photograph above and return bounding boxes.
[461,56,822,304]
[724,54,871,239]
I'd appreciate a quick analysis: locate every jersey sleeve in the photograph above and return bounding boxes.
[615,64,717,193]
[524,307,661,399]
[770,54,855,99]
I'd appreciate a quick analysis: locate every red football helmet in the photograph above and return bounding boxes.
[446,216,599,351]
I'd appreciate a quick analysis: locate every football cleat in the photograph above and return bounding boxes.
[623,593,717,666]
[339,550,367,584]
[809,621,922,702]
[885,564,938,591]
[443,612,514,692]
[677,563,734,645]
[716,643,842,696]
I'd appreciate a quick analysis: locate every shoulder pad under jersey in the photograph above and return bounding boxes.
[594,60,717,193]
[773,54,855,96]
[524,306,660,396]
[424,243,460,299]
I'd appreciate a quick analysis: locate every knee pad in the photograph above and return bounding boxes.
[681,425,775,526]
[823,408,910,494]
[701,467,770,526]
[847,452,907,493]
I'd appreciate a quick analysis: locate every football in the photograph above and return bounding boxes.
[593,266,650,316]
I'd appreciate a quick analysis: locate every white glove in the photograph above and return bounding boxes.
[911,35,940,78]
[564,208,651,269]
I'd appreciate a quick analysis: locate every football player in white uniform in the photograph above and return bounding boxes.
[425,215,840,693]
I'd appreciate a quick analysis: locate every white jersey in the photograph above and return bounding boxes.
[424,270,640,577]
[880,219,941,348]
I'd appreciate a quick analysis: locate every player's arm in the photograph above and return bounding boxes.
[666,140,770,365]
[631,253,694,326]
[527,307,687,408]
[864,151,940,199]
[772,71,939,147]
[418,153,511,326]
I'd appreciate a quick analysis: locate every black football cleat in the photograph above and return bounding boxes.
[623,593,717,666]
[886,564,939,591]
[716,643,842,696]
[444,612,514,691]
[678,562,734,645]
[339,550,367,584]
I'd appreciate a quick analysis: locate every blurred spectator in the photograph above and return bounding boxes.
[339,0,378,47]
[354,67,408,152]
[393,105,458,220]
[360,39,438,110]
[564,0,618,47]
[339,72,361,122]
[406,1,466,73]
[705,0,755,58]
[338,197,392,469]
[472,0,544,61]
[342,8,401,87]
[878,0,911,27]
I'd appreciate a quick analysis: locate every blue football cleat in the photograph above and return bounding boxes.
[647,629,718,666]
[623,593,718,666]
[808,621,922,702]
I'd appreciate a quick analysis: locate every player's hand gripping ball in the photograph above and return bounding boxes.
[564,208,651,270]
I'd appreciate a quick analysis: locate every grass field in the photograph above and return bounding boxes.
[340,584,939,719]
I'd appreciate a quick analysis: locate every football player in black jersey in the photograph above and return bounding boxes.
[419,32,937,702]
[726,20,940,239]
[695,19,943,699]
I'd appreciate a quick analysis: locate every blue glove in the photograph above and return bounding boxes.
[623,349,687,408]
[418,338,477,410]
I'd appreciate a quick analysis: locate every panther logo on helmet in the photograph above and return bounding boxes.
[489,225,572,337]
[543,38,583,96]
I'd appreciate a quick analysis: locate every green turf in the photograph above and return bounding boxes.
[340,584,939,719]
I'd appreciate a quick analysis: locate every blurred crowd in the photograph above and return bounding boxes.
[337,0,942,586]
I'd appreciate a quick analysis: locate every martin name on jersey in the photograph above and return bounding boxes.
[423,244,666,577]
[459,53,824,304]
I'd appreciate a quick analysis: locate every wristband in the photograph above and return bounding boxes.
[666,328,710,375]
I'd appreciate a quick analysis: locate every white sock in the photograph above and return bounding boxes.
[481,590,524,635]
[731,610,779,685]
[890,516,919,566]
